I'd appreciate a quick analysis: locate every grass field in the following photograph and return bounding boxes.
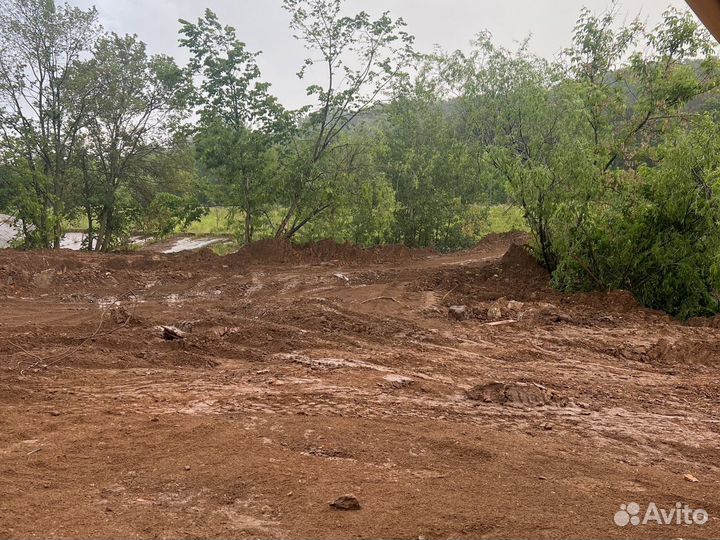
[185,207,235,235]
[481,204,527,235]
[187,204,527,237]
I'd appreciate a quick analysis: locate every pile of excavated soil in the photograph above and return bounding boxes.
[228,238,435,266]
[0,239,437,293]
[412,241,556,303]
[466,231,530,254]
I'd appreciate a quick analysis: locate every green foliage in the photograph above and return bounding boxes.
[143,193,208,239]
[180,9,292,244]
[84,33,189,251]
[480,205,528,236]
[554,117,720,318]
[0,0,100,247]
[446,6,720,318]
[345,174,397,246]
[179,9,287,132]
[288,130,397,245]
[274,0,415,239]
[0,1,196,251]
[0,151,47,248]
[378,73,487,249]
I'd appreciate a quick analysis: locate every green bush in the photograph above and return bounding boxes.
[553,119,720,318]
[143,193,208,239]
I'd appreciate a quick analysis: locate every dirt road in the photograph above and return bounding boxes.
[0,233,718,539]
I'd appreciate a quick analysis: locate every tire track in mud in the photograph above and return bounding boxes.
[1,233,720,538]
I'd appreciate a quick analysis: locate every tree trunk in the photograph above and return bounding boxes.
[244,209,253,245]
[52,172,63,249]
[38,205,50,249]
[99,208,114,252]
[95,208,109,252]
[243,176,253,245]
[85,208,94,251]
[52,218,62,249]
[96,187,117,252]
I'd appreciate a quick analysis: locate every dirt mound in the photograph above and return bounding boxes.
[228,238,434,266]
[499,243,547,277]
[413,240,554,305]
[0,249,87,273]
[0,250,96,289]
[468,231,530,254]
[645,337,720,367]
[297,239,434,265]
[568,289,642,314]
[229,238,297,264]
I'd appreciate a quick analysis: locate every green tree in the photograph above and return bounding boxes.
[379,71,486,249]
[290,128,397,245]
[448,7,718,277]
[555,117,720,318]
[0,142,45,247]
[84,33,188,251]
[0,0,100,247]
[447,35,583,267]
[275,0,415,239]
[180,9,291,245]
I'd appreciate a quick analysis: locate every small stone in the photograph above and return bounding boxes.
[576,401,590,409]
[175,320,197,332]
[31,269,55,288]
[541,422,553,430]
[50,410,61,417]
[111,306,132,325]
[487,304,503,321]
[383,374,414,388]
[448,305,467,321]
[554,312,574,324]
[330,495,361,511]
[184,465,191,471]
[684,473,699,483]
[507,300,524,311]
[161,326,187,340]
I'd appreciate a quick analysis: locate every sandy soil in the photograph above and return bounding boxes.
[0,233,718,539]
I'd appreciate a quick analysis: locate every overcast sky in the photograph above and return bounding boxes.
[66,0,690,108]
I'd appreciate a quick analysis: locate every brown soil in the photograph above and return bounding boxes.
[229,237,436,266]
[0,233,719,539]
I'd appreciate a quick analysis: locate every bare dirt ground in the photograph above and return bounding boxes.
[0,232,718,539]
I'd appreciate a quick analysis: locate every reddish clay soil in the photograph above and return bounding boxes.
[0,232,719,539]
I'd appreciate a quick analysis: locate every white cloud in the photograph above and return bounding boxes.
[67,0,690,109]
